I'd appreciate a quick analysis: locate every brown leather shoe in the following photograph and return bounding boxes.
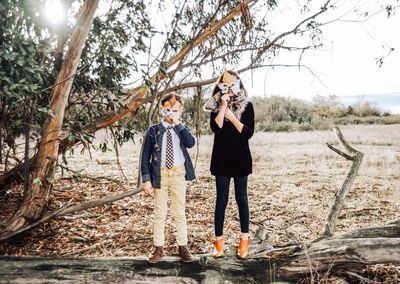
[148,246,163,264]
[178,246,194,263]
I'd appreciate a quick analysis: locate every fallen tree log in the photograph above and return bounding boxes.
[0,255,272,283]
[271,236,400,280]
[1,219,399,283]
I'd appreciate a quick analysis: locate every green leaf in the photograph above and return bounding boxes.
[33,177,42,185]
[16,58,24,66]
[38,107,55,118]
[19,44,27,56]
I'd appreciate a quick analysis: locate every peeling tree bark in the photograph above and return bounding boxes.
[0,0,99,236]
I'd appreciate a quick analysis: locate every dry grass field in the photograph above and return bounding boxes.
[1,124,399,264]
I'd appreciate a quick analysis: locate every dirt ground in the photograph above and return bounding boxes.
[1,125,399,272]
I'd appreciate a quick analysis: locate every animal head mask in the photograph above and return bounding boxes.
[217,71,241,95]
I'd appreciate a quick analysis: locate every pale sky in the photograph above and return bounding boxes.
[241,0,400,113]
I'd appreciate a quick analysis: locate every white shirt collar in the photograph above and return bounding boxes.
[161,120,174,128]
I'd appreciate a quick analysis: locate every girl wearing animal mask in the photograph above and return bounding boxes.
[204,70,255,259]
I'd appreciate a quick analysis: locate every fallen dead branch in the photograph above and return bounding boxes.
[0,186,143,241]
[322,126,364,237]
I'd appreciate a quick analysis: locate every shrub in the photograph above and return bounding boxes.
[253,96,312,125]
[352,101,382,117]
[297,122,313,131]
[334,115,400,125]
[310,118,333,130]
[311,95,346,118]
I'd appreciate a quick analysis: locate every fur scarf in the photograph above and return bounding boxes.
[204,90,250,120]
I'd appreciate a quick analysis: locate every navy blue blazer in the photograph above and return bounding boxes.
[141,122,196,188]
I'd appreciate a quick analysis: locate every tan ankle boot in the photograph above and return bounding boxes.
[148,246,163,263]
[213,239,225,258]
[237,238,249,259]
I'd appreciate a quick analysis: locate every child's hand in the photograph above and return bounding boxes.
[171,113,181,125]
[224,108,236,121]
[220,94,230,107]
[143,181,154,197]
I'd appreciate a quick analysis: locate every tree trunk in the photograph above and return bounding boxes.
[0,127,3,165]
[0,98,4,166]
[1,0,99,234]
[23,122,30,196]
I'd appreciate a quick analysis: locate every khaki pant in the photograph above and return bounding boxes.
[153,166,188,246]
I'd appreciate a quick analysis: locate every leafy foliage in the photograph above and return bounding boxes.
[0,0,55,152]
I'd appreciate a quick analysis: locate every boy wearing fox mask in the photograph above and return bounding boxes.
[141,93,196,263]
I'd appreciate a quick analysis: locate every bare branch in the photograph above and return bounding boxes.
[326,143,355,161]
[322,127,364,238]
[333,126,359,155]
[0,187,143,241]
[250,0,332,66]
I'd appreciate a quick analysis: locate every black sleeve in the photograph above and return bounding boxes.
[240,102,254,140]
[210,112,222,133]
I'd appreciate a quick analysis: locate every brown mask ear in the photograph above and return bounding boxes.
[221,71,237,85]
[169,95,177,107]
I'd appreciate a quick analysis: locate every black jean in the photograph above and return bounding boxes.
[214,175,249,236]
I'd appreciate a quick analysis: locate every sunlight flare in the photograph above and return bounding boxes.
[44,0,65,24]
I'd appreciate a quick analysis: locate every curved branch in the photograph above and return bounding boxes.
[333,126,359,155]
[322,127,364,238]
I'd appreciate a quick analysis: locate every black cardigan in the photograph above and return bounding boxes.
[209,102,254,177]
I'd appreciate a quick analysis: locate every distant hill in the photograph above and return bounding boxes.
[338,94,400,114]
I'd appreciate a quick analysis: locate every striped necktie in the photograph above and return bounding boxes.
[165,126,174,168]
